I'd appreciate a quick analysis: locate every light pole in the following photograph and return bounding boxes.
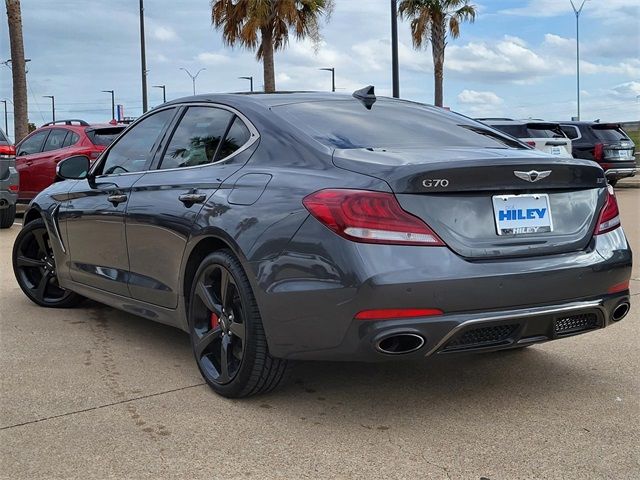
[239,76,254,92]
[139,0,148,113]
[102,90,115,120]
[180,68,206,95]
[570,0,588,120]
[153,84,167,103]
[319,68,335,92]
[1,100,8,133]
[391,0,400,98]
[43,95,55,123]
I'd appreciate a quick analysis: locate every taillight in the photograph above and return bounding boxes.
[355,308,443,320]
[594,185,621,235]
[593,143,604,162]
[525,141,536,147]
[8,184,19,192]
[303,189,445,246]
[0,145,15,157]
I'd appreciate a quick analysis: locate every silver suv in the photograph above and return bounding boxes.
[478,119,573,158]
[0,128,18,228]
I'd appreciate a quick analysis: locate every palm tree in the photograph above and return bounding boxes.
[211,0,333,93]
[399,0,476,107]
[5,0,28,141]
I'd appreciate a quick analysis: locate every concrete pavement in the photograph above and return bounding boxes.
[1,190,639,479]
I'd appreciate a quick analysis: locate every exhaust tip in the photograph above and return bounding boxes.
[376,333,425,355]
[612,302,630,322]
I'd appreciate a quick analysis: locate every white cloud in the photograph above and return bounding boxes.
[458,89,504,105]
[195,52,233,65]
[152,26,178,42]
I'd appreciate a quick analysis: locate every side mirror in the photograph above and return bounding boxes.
[57,155,91,180]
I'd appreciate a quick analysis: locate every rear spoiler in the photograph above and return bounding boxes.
[591,123,621,130]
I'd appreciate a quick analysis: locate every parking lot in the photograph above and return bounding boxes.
[0,187,638,480]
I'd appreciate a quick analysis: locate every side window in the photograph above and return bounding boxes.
[159,106,234,170]
[62,132,79,148]
[218,116,251,159]
[561,126,579,140]
[99,108,175,175]
[43,129,69,152]
[17,130,49,156]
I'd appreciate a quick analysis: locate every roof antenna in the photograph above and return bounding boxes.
[353,85,376,110]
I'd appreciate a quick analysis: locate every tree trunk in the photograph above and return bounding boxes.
[431,18,446,108]
[6,0,28,141]
[261,27,276,93]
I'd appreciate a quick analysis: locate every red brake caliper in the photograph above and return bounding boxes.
[210,312,219,330]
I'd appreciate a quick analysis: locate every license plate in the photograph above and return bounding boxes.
[550,146,562,155]
[606,149,632,159]
[492,194,553,235]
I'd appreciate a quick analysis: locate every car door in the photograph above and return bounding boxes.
[15,129,50,201]
[125,105,257,308]
[35,128,70,193]
[60,108,177,296]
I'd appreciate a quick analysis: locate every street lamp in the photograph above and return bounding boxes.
[239,76,254,92]
[139,0,148,113]
[153,84,167,103]
[43,95,55,123]
[319,68,335,92]
[102,90,115,120]
[391,0,400,98]
[180,68,206,95]
[1,100,8,133]
[570,0,588,121]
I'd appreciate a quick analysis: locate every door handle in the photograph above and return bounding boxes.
[178,193,206,207]
[107,193,128,206]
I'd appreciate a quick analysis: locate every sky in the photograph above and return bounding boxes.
[1,0,639,139]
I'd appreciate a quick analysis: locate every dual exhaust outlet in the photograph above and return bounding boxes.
[374,302,631,355]
[376,333,425,355]
[612,302,630,322]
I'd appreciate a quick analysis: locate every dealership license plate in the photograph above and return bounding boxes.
[492,194,553,235]
[550,146,562,155]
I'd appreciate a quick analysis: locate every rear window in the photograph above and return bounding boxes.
[525,124,565,138]
[490,124,529,138]
[274,100,525,150]
[86,127,125,146]
[591,126,629,142]
[0,129,8,143]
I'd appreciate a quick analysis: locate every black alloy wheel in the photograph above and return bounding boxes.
[188,250,290,398]
[12,218,83,308]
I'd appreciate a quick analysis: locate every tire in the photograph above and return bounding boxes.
[188,249,291,398]
[12,218,84,308]
[0,204,16,229]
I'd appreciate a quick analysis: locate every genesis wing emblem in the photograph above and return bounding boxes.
[514,170,552,183]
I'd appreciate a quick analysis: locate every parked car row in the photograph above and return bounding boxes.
[13,119,126,203]
[476,118,637,186]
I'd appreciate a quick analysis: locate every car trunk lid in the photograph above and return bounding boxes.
[333,146,607,259]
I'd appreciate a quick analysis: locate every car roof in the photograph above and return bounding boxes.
[163,91,389,109]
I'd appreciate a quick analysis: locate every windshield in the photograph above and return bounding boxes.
[274,99,525,150]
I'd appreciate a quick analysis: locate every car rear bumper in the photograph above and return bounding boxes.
[604,168,636,179]
[253,217,632,361]
[0,188,18,208]
[281,293,630,361]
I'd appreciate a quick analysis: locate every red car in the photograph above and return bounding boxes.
[15,120,125,202]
